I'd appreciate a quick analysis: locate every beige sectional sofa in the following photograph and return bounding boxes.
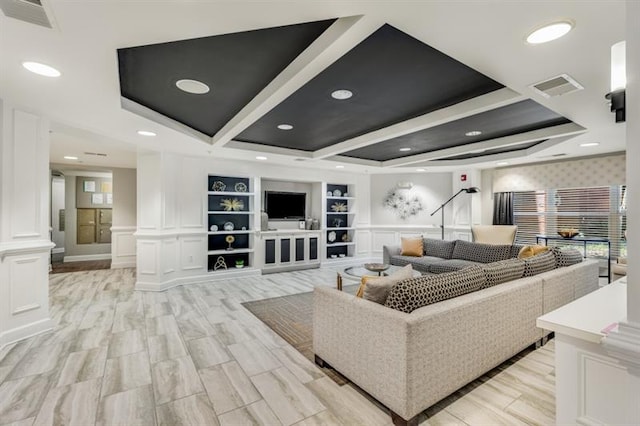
[313,246,599,426]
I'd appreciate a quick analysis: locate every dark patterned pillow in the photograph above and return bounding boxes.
[385,266,486,313]
[551,247,583,268]
[522,251,557,276]
[451,240,513,263]
[423,238,456,259]
[510,244,525,259]
[480,258,525,288]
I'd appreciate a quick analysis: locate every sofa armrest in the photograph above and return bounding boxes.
[313,286,409,416]
[383,245,401,264]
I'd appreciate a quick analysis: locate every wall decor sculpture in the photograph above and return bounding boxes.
[383,189,424,219]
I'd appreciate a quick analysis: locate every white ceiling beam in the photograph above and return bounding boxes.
[327,155,382,168]
[382,122,586,167]
[225,140,314,158]
[311,87,524,159]
[210,15,384,148]
[416,135,579,168]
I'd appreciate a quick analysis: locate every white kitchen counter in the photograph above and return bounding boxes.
[536,277,627,343]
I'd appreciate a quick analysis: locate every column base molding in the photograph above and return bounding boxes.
[603,320,640,369]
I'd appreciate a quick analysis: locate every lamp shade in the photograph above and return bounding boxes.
[611,41,626,92]
[464,187,480,193]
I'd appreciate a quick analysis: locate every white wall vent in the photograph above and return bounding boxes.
[530,74,583,98]
[0,0,52,28]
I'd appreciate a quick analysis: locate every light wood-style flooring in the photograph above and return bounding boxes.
[0,268,556,425]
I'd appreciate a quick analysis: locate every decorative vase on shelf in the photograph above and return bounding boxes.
[261,211,269,231]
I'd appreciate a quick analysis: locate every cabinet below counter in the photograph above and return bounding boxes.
[259,230,321,273]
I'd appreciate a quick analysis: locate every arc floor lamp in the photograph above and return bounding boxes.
[430,187,480,240]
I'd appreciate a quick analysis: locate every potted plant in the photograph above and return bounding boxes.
[235,259,244,268]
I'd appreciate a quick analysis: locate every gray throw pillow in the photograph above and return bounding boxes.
[362,264,414,304]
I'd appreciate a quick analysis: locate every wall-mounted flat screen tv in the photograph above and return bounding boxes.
[264,191,306,220]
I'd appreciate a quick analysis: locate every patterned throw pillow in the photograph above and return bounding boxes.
[480,258,525,288]
[384,266,486,313]
[510,244,525,259]
[518,245,550,259]
[451,240,513,263]
[551,247,583,268]
[423,238,456,259]
[400,237,423,257]
[355,264,414,305]
[522,251,557,276]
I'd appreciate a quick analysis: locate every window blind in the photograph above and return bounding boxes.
[512,185,626,258]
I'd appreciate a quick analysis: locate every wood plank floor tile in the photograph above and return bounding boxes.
[186,336,231,369]
[199,361,261,415]
[251,367,325,425]
[227,339,281,377]
[55,346,107,387]
[101,351,152,397]
[33,378,101,426]
[217,400,282,426]
[151,356,203,405]
[155,393,219,426]
[96,385,156,426]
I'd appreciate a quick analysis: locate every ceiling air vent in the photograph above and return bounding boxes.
[530,74,583,98]
[0,0,52,28]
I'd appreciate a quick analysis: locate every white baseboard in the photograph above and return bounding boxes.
[64,254,112,262]
[51,247,65,254]
[111,261,136,269]
[135,268,261,292]
[0,318,54,349]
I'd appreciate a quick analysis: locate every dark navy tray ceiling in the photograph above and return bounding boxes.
[342,100,571,161]
[235,24,504,151]
[118,19,335,137]
[433,140,545,161]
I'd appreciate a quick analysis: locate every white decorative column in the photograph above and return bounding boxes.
[135,152,208,291]
[603,0,640,366]
[0,99,54,347]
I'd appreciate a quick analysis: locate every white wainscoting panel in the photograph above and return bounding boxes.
[371,231,397,254]
[161,239,177,274]
[9,256,41,314]
[180,157,205,229]
[356,230,371,256]
[111,226,136,269]
[181,237,206,271]
[138,241,158,275]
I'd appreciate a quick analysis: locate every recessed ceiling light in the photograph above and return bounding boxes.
[175,79,210,94]
[580,142,599,147]
[465,130,482,137]
[22,61,61,77]
[526,21,574,44]
[335,165,345,169]
[399,147,412,152]
[277,124,293,130]
[497,161,510,166]
[63,156,78,160]
[331,89,353,100]
[416,168,426,172]
[137,130,156,137]
[256,156,268,160]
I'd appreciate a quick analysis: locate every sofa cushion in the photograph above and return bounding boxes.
[451,240,513,263]
[523,251,557,276]
[423,238,456,259]
[390,255,442,273]
[551,247,583,268]
[400,237,423,257]
[385,265,486,313]
[428,259,480,274]
[355,264,415,304]
[480,258,526,288]
[518,244,549,259]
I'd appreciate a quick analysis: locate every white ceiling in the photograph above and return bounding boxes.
[0,0,627,173]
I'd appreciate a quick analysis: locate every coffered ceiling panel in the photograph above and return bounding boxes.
[234,24,504,151]
[118,19,335,137]
[341,100,571,161]
[433,140,544,161]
